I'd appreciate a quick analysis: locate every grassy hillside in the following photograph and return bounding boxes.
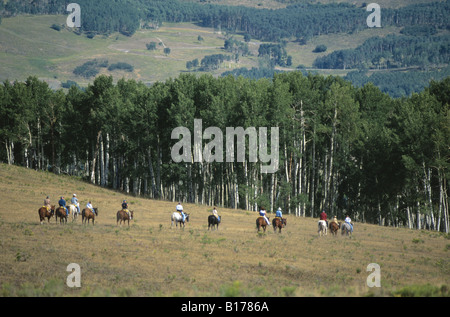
[0,15,259,86]
[0,163,448,297]
[0,13,407,87]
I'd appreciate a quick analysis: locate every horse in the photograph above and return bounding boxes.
[329,221,341,236]
[55,206,68,224]
[171,212,189,228]
[256,216,270,232]
[38,205,55,224]
[69,205,79,222]
[341,222,353,236]
[318,220,328,236]
[82,207,98,225]
[117,209,134,227]
[272,217,286,233]
[208,215,221,230]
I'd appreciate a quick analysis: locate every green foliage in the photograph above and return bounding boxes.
[4,0,449,43]
[345,66,450,98]
[392,284,449,297]
[73,59,108,78]
[108,62,134,73]
[313,45,327,53]
[50,23,61,31]
[200,54,232,71]
[146,42,157,51]
[258,44,291,67]
[314,35,450,70]
[224,37,250,56]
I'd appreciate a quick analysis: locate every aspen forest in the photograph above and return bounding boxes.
[0,73,449,232]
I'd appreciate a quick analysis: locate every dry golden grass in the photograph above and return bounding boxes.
[0,163,448,297]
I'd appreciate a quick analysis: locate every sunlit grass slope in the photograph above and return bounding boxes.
[0,164,448,297]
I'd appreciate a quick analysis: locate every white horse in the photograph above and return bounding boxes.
[69,205,79,222]
[171,212,189,228]
[318,220,327,236]
[341,222,353,236]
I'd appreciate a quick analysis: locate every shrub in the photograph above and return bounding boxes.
[108,62,134,72]
[313,44,327,53]
[50,24,61,31]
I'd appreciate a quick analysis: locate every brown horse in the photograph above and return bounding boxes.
[272,217,286,233]
[55,206,68,224]
[38,205,55,224]
[256,216,270,232]
[82,208,98,225]
[329,221,340,236]
[117,209,133,227]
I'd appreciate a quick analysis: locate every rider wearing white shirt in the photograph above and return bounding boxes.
[176,202,186,222]
[71,194,80,214]
[345,215,353,232]
[259,207,271,226]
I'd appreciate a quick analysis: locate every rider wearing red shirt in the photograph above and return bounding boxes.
[320,210,328,227]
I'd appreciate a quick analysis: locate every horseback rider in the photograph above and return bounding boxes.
[345,215,353,232]
[176,202,186,222]
[259,206,271,226]
[332,215,339,225]
[275,207,283,219]
[320,210,328,227]
[122,200,131,218]
[86,201,94,213]
[71,194,80,215]
[212,206,220,221]
[44,196,51,212]
[58,196,68,216]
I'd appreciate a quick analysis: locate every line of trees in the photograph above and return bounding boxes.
[313,34,450,70]
[0,73,449,232]
[2,1,449,42]
[345,66,450,98]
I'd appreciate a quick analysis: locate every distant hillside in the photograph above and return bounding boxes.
[0,0,449,96]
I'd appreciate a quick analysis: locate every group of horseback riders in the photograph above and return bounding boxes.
[43,194,94,217]
[319,210,354,233]
[175,202,220,221]
[43,194,353,232]
[258,206,284,226]
[42,195,131,219]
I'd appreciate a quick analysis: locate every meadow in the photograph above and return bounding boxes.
[0,14,405,87]
[0,164,448,297]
